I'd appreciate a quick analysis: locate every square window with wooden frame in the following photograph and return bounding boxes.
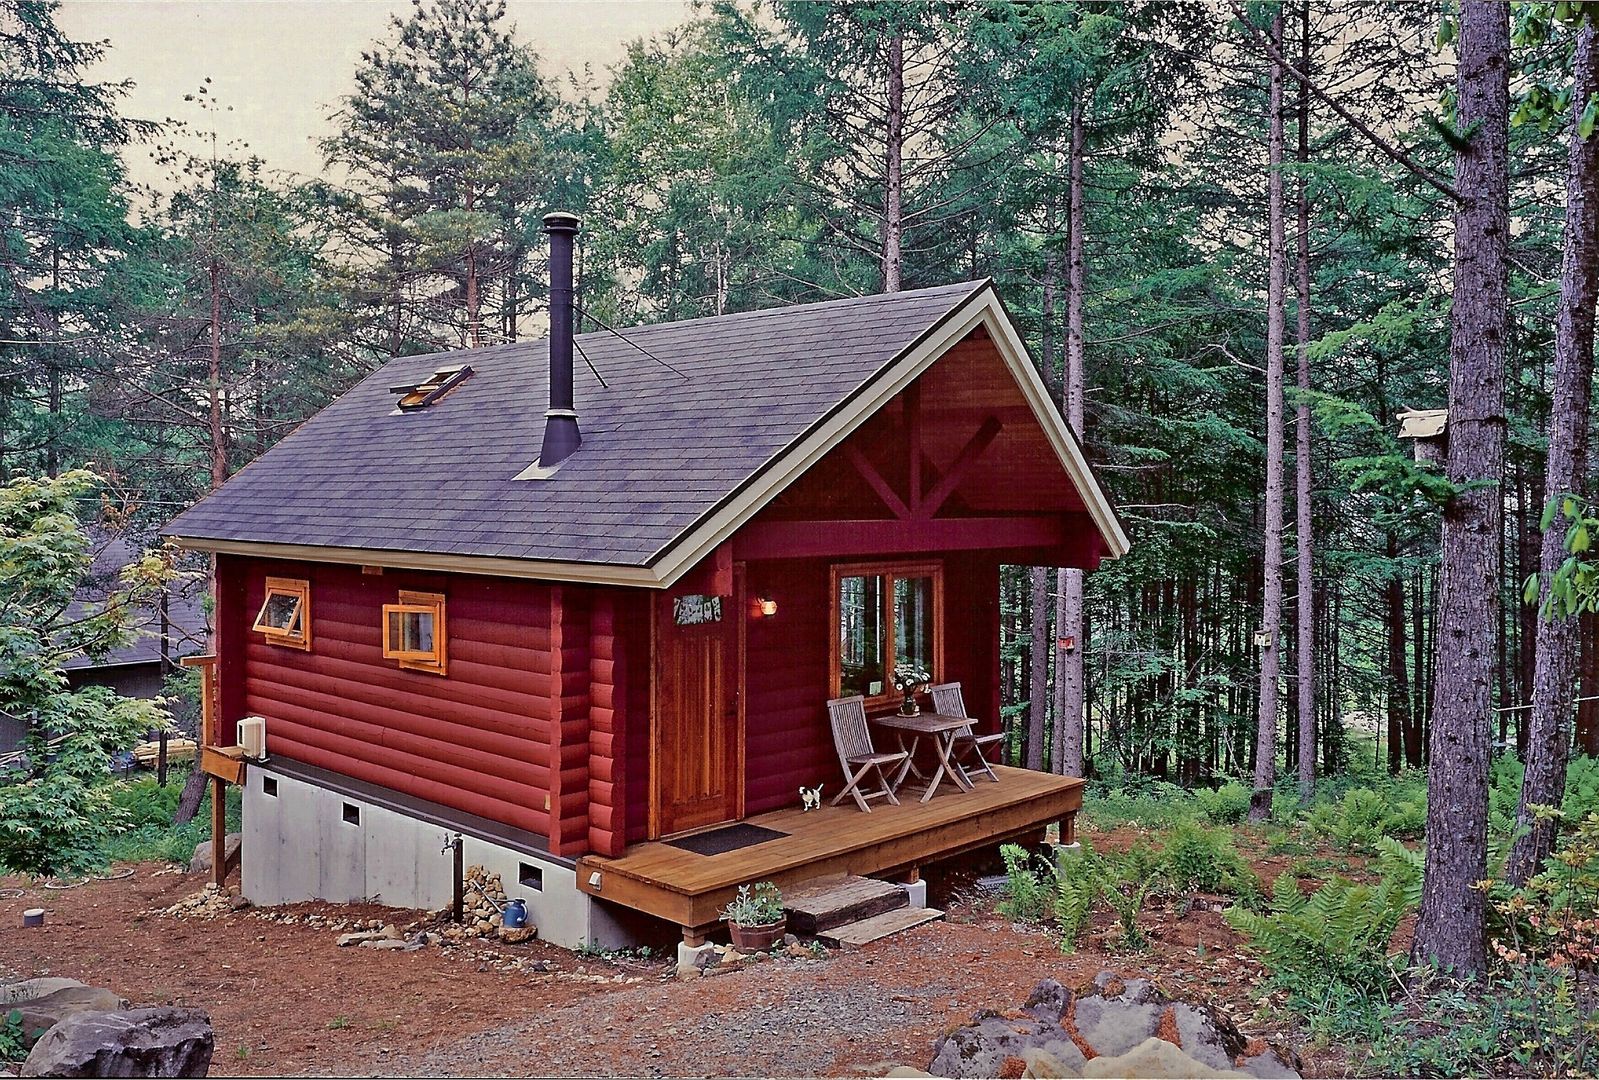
[829,561,942,707]
[382,590,447,675]
[253,577,311,651]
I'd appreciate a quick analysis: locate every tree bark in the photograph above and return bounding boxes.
[882,29,904,294]
[1027,567,1049,771]
[1055,99,1088,779]
[1294,0,1316,802]
[1507,21,1599,887]
[1386,533,1413,775]
[1251,10,1288,823]
[1412,0,1510,977]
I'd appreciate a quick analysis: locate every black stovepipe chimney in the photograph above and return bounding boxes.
[539,211,581,467]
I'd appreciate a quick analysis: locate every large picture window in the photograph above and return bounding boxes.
[253,577,311,651]
[830,561,942,704]
[382,590,447,675]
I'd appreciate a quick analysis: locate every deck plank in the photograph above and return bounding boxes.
[577,765,1081,928]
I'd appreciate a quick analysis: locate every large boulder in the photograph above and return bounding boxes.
[14,987,130,1048]
[927,973,1301,1080]
[21,1008,213,1078]
[188,834,240,876]
[0,980,88,1007]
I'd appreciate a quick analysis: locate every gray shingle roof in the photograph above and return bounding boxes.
[166,281,988,570]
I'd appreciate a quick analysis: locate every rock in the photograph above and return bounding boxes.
[1238,1045,1303,1079]
[379,923,402,940]
[21,1007,213,1078]
[187,834,240,876]
[0,981,87,1007]
[785,943,810,958]
[497,927,536,945]
[336,931,387,947]
[359,939,410,951]
[1081,1036,1237,1079]
[14,988,129,1048]
[927,976,1294,1080]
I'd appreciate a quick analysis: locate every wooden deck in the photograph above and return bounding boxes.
[576,765,1082,935]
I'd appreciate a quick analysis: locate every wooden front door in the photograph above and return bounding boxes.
[652,588,742,837]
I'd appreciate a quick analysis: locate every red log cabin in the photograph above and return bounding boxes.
[165,214,1129,950]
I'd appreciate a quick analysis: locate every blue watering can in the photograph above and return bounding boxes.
[502,898,528,929]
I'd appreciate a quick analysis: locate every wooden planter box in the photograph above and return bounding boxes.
[729,917,787,952]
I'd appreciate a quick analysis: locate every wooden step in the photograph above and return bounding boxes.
[784,875,907,935]
[820,906,946,948]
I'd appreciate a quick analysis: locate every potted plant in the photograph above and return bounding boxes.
[721,881,786,950]
[893,665,931,717]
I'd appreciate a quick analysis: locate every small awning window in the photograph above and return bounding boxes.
[382,590,447,675]
[253,577,311,651]
[390,365,473,411]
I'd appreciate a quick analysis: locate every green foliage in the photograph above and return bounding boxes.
[1160,819,1262,902]
[1225,838,1419,1018]
[1052,846,1100,952]
[1306,787,1426,853]
[98,771,241,866]
[0,473,175,876]
[720,881,784,927]
[996,843,1054,923]
[1192,781,1252,824]
[0,1009,25,1064]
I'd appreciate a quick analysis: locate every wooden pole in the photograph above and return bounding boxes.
[210,776,226,889]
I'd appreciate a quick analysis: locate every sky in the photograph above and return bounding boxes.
[56,1,692,192]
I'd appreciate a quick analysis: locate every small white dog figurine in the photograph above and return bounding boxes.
[800,785,823,812]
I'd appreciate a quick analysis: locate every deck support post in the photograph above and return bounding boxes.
[1058,813,1077,847]
[682,926,710,948]
[209,776,227,888]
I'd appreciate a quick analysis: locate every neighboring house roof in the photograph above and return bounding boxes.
[167,280,1129,587]
[61,537,208,672]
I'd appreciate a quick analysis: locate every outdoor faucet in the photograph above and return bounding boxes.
[442,833,463,923]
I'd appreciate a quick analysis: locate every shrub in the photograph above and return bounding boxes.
[0,1010,24,1064]
[997,843,1053,923]
[1224,837,1418,1013]
[1052,844,1101,952]
[1193,781,1252,824]
[1161,819,1262,902]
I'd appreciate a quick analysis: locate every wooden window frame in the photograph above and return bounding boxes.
[253,577,311,651]
[382,590,447,676]
[828,560,943,709]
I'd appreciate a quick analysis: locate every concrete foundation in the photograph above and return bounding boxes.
[241,763,648,950]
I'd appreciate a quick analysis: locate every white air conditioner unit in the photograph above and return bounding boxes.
[237,716,267,761]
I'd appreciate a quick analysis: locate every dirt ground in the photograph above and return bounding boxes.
[0,835,1331,1078]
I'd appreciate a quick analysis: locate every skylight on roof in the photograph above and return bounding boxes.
[390,365,473,410]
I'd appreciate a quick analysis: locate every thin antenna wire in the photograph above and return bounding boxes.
[574,303,691,381]
[573,338,609,389]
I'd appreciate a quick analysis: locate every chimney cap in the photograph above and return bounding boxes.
[543,211,581,234]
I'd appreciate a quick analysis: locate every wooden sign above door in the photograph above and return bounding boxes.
[673,594,724,626]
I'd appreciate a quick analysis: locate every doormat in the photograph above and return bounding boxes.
[665,823,789,856]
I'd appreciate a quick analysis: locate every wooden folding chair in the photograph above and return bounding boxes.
[930,682,1004,784]
[826,695,910,813]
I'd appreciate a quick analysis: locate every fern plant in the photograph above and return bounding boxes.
[1052,844,1101,952]
[996,843,1052,923]
[1226,861,1412,1010]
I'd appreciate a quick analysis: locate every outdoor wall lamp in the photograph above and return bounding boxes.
[759,597,778,617]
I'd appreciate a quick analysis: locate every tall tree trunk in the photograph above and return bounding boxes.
[1294,0,1316,802]
[1056,99,1088,779]
[1386,533,1413,775]
[1507,21,1599,886]
[208,257,225,490]
[1251,10,1288,823]
[1028,242,1061,772]
[1027,568,1049,771]
[1412,0,1510,977]
[45,245,61,478]
[882,29,904,294]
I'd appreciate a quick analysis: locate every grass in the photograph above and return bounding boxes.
[98,769,242,866]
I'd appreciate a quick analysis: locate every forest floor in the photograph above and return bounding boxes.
[0,826,1354,1077]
